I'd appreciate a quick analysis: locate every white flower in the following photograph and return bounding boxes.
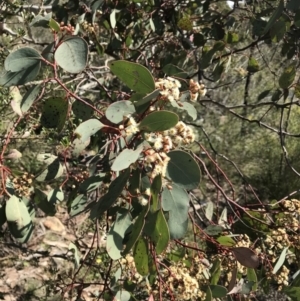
[138,195,148,206]
[153,137,163,151]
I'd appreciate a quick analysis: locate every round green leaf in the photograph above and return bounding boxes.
[105,100,135,124]
[165,150,201,190]
[109,60,155,94]
[72,98,94,121]
[139,111,179,132]
[41,97,68,132]
[55,37,89,73]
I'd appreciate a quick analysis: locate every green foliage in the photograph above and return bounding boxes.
[2,0,300,300]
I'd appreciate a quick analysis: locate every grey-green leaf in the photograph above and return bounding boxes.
[107,208,132,260]
[166,150,201,190]
[105,100,135,124]
[21,84,41,113]
[161,185,189,223]
[55,37,89,73]
[111,147,143,172]
[272,247,288,274]
[5,47,41,72]
[74,118,104,141]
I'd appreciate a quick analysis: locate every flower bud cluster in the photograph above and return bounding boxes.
[165,256,207,300]
[155,77,181,102]
[273,265,290,289]
[235,234,251,248]
[143,122,196,179]
[264,229,290,258]
[120,254,144,283]
[277,214,299,232]
[143,148,170,179]
[12,173,34,198]
[120,117,139,136]
[189,79,207,102]
[145,121,196,153]
[282,199,300,215]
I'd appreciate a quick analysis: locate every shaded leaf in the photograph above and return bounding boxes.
[122,205,149,255]
[109,60,155,94]
[209,285,227,298]
[41,97,68,132]
[5,195,34,243]
[247,268,258,291]
[279,64,296,89]
[35,157,64,182]
[72,98,94,121]
[162,64,188,78]
[69,242,81,269]
[107,208,132,260]
[168,211,188,239]
[69,194,88,217]
[263,0,284,35]
[78,175,104,193]
[166,150,201,190]
[283,287,300,301]
[231,247,259,268]
[91,169,131,218]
